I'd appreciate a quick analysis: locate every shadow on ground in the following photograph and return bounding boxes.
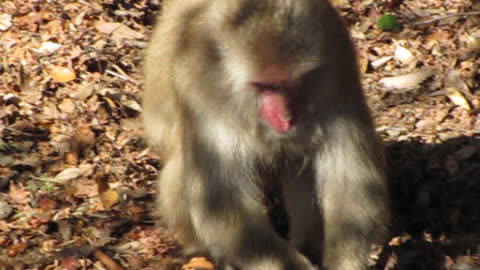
[376,135,480,270]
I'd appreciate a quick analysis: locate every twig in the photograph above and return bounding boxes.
[105,69,131,81]
[412,11,480,25]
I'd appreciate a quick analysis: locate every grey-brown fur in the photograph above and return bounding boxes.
[143,0,389,269]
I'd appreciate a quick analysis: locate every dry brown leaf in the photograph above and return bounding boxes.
[384,252,398,270]
[95,21,143,41]
[357,51,369,73]
[0,220,10,232]
[371,56,393,69]
[40,239,59,254]
[183,257,215,270]
[460,61,477,79]
[445,70,470,92]
[0,200,12,219]
[71,125,96,151]
[33,41,61,54]
[94,249,125,270]
[0,14,13,31]
[49,66,76,83]
[59,98,76,114]
[16,13,42,31]
[38,197,58,211]
[388,234,412,246]
[73,83,95,100]
[394,45,415,65]
[7,242,29,257]
[44,19,64,36]
[331,0,350,8]
[65,151,78,165]
[59,257,81,270]
[8,183,31,205]
[67,177,99,197]
[445,87,471,110]
[121,96,142,112]
[55,167,84,182]
[0,235,9,246]
[379,67,437,91]
[99,188,120,209]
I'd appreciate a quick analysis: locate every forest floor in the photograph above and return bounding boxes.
[0,0,479,269]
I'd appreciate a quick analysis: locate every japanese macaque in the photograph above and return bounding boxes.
[143,0,389,269]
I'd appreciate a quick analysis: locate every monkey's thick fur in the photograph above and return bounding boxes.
[143,0,390,269]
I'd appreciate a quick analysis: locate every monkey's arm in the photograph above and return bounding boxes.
[314,117,389,270]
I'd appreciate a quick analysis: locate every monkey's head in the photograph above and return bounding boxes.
[201,0,354,135]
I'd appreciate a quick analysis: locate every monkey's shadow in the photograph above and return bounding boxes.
[376,135,480,270]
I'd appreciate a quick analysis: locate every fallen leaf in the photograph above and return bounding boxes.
[41,239,59,254]
[55,167,84,181]
[183,257,215,270]
[445,87,471,110]
[0,220,10,232]
[94,249,125,270]
[379,67,437,91]
[65,151,78,165]
[121,96,142,112]
[371,56,393,69]
[49,66,76,83]
[73,83,95,100]
[67,177,99,197]
[0,200,13,219]
[59,257,82,270]
[445,70,470,93]
[95,21,143,41]
[8,183,31,205]
[59,98,76,114]
[71,125,96,154]
[7,242,28,257]
[38,197,58,211]
[16,13,42,31]
[100,188,120,209]
[32,41,62,54]
[394,45,415,65]
[460,61,477,79]
[28,214,52,227]
[0,14,13,31]
[331,0,350,8]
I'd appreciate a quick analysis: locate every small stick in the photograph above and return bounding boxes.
[412,11,480,25]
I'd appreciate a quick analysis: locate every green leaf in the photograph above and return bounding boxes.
[378,14,401,31]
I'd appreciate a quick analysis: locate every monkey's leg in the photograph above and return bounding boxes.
[314,122,389,270]
[282,166,323,266]
[187,157,316,270]
[157,153,206,256]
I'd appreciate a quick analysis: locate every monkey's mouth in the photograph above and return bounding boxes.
[250,82,298,133]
